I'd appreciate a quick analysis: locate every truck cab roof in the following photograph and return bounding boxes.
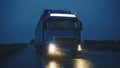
[40,9,77,21]
[44,9,73,14]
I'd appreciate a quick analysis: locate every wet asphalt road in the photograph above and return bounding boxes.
[0,45,120,68]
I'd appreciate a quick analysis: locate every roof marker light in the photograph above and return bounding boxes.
[50,13,76,17]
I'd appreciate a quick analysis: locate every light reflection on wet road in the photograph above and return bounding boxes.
[0,45,120,68]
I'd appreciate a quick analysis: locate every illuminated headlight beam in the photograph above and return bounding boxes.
[50,13,76,17]
[48,43,61,56]
[48,43,56,54]
[78,44,82,51]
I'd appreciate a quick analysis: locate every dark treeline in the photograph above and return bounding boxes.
[83,40,120,43]
[82,40,120,51]
[0,44,26,59]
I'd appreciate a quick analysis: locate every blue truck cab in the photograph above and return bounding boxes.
[35,9,82,57]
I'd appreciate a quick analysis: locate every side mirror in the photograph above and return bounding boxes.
[43,20,47,30]
[78,20,82,31]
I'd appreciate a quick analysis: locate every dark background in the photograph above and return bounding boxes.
[0,0,120,44]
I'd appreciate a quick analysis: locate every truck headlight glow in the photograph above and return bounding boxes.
[48,43,56,54]
[48,43,61,56]
[50,13,76,17]
[78,44,82,51]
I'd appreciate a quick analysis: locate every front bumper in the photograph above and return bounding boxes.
[47,42,82,57]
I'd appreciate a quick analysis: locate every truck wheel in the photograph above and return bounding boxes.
[71,48,77,58]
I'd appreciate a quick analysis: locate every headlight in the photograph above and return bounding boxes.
[48,43,56,54]
[48,43,61,56]
[78,44,82,51]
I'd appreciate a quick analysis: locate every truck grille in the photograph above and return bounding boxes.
[54,37,78,42]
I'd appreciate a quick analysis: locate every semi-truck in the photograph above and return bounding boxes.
[35,9,82,57]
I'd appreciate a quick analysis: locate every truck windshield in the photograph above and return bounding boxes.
[47,21,78,30]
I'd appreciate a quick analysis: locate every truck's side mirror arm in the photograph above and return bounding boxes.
[77,20,82,31]
[43,20,47,30]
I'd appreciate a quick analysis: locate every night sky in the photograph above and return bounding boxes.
[0,0,120,44]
